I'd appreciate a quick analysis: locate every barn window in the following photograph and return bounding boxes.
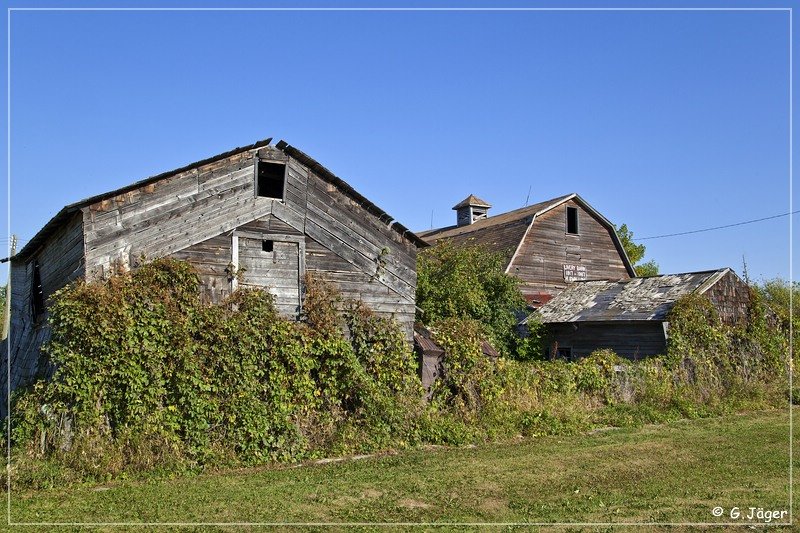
[557,347,573,360]
[566,206,579,235]
[256,160,286,200]
[31,260,44,318]
[262,240,274,253]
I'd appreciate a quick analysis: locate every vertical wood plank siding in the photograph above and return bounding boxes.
[547,321,667,360]
[4,213,85,412]
[509,199,630,301]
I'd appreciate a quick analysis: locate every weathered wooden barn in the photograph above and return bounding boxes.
[533,268,751,360]
[5,138,425,404]
[418,193,635,306]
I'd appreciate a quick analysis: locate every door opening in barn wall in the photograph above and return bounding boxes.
[235,234,303,316]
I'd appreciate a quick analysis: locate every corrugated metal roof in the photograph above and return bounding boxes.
[15,137,427,261]
[535,268,732,323]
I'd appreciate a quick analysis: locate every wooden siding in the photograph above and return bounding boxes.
[82,150,279,276]
[509,199,630,302]
[703,270,751,326]
[4,142,420,415]
[305,233,416,339]
[81,145,417,339]
[239,237,302,316]
[169,234,232,304]
[547,321,667,360]
[4,213,85,415]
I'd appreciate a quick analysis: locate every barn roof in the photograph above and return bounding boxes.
[15,138,426,260]
[534,268,733,323]
[418,193,635,276]
[452,194,492,209]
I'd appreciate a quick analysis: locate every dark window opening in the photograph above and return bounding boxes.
[31,260,44,318]
[256,160,286,199]
[262,240,274,253]
[566,206,579,235]
[557,347,573,360]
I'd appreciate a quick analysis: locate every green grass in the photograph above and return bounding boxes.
[7,410,795,527]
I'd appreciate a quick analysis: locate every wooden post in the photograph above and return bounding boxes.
[2,235,17,340]
[230,234,239,293]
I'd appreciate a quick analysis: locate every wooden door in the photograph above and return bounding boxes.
[237,236,301,316]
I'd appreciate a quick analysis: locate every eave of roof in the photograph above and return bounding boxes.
[15,137,427,261]
[275,140,428,248]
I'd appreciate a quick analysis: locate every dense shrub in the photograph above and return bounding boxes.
[416,241,532,356]
[8,259,791,488]
[9,259,421,485]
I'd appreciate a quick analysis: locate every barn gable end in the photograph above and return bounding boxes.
[5,139,423,413]
[419,193,634,306]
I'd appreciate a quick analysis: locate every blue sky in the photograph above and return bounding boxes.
[1,2,796,283]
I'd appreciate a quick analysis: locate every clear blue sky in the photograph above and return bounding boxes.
[1,2,796,284]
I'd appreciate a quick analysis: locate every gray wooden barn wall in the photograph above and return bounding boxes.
[81,145,417,337]
[703,270,751,326]
[3,213,85,414]
[509,199,631,301]
[547,321,667,360]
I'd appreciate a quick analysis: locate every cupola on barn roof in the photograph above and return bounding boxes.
[452,194,492,210]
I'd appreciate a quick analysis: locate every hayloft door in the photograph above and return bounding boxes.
[233,232,304,316]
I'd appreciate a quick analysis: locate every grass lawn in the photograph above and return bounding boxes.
[7,410,795,528]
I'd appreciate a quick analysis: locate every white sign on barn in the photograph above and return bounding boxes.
[563,264,587,282]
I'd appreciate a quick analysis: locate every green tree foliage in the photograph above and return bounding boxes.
[9,259,792,488]
[755,278,799,357]
[616,223,659,277]
[416,241,528,355]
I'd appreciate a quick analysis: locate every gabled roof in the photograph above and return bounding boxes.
[535,268,734,323]
[418,193,635,276]
[15,138,427,260]
[452,194,492,210]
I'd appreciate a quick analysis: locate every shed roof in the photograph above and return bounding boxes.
[15,138,427,260]
[534,268,733,323]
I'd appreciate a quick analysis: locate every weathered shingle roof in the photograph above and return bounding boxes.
[15,137,427,260]
[417,195,572,263]
[452,194,492,209]
[535,268,733,323]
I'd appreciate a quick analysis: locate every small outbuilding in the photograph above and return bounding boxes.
[533,268,751,360]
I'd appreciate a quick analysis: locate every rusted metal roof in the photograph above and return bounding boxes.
[535,268,733,323]
[452,194,492,209]
[15,138,427,261]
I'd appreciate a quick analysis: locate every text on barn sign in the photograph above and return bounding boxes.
[563,264,587,282]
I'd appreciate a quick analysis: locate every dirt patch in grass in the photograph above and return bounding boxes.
[398,498,432,509]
